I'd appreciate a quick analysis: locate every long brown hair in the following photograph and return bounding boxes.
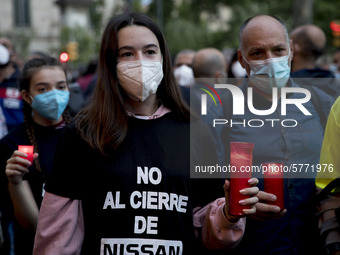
[76,12,191,155]
[20,57,72,170]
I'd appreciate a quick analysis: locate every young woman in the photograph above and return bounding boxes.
[0,56,71,254]
[33,12,259,255]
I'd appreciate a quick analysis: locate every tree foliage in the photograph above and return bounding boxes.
[140,0,340,57]
[57,0,340,66]
[60,26,95,68]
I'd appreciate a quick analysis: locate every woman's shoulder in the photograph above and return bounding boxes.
[56,119,92,153]
[59,120,82,142]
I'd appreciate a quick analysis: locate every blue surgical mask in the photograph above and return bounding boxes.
[31,89,70,120]
[244,51,291,94]
[329,64,340,79]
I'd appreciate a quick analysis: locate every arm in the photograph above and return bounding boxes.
[6,150,39,231]
[194,178,259,250]
[193,198,246,250]
[33,192,84,255]
[317,97,340,189]
[315,98,340,255]
[8,181,38,230]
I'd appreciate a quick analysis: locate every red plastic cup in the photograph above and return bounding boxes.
[263,162,285,210]
[229,142,254,217]
[18,145,34,165]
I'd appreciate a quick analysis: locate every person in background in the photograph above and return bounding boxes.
[290,24,332,78]
[227,50,247,79]
[33,12,259,255]
[0,38,23,254]
[0,106,7,139]
[188,47,227,105]
[192,48,227,81]
[226,15,335,255]
[76,57,98,93]
[290,24,340,99]
[0,37,24,70]
[0,56,72,254]
[173,49,196,87]
[330,48,340,79]
[73,58,98,110]
[82,73,98,105]
[0,38,23,132]
[189,48,229,166]
[316,93,340,254]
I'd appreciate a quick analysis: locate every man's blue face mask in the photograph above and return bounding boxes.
[31,89,70,120]
[243,50,291,94]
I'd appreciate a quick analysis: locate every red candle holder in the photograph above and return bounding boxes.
[229,142,254,217]
[18,145,34,165]
[263,162,285,210]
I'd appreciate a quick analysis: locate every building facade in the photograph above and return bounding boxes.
[0,0,123,60]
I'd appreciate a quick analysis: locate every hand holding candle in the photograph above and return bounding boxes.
[5,146,36,186]
[224,178,259,222]
[18,145,34,165]
[263,163,285,210]
[229,142,255,217]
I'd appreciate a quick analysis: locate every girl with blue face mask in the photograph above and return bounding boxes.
[0,56,72,254]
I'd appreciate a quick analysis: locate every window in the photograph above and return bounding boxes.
[14,0,30,27]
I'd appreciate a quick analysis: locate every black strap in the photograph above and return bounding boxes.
[320,218,340,237]
[326,242,340,254]
[316,178,340,202]
[336,207,340,225]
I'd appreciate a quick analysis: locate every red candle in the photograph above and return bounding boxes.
[263,162,285,210]
[18,145,34,165]
[229,142,254,217]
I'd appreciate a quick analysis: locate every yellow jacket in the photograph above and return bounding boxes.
[316,96,340,189]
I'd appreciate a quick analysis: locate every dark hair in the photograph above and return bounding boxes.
[20,57,72,170]
[76,12,191,155]
[28,51,49,59]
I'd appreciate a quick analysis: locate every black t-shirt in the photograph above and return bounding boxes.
[0,121,65,255]
[46,112,223,255]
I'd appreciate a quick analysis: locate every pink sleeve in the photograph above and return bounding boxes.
[193,197,246,250]
[33,192,84,255]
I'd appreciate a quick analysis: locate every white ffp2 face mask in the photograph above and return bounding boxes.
[117,60,163,102]
[244,52,291,94]
[174,64,194,86]
[0,44,10,66]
